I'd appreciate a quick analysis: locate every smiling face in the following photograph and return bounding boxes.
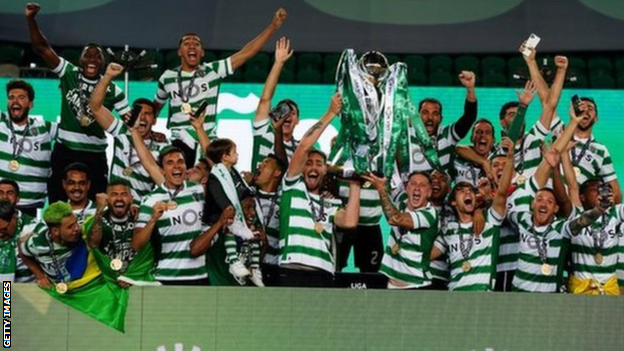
[161,152,187,188]
[254,157,281,188]
[63,170,90,204]
[241,197,257,226]
[471,121,495,156]
[136,103,156,139]
[531,189,559,226]
[51,214,81,244]
[107,184,132,219]
[451,183,477,215]
[304,152,327,193]
[491,155,514,188]
[7,88,32,125]
[79,46,104,79]
[420,101,442,136]
[580,181,601,210]
[578,100,597,132]
[430,170,450,203]
[405,173,432,210]
[178,35,204,70]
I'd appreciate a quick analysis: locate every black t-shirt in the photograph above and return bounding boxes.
[202,168,251,224]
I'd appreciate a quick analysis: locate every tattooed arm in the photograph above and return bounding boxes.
[287,93,342,178]
[87,194,108,249]
[568,208,603,235]
[361,172,414,229]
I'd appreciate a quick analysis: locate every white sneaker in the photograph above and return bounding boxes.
[249,269,265,287]
[229,260,251,279]
[228,221,255,240]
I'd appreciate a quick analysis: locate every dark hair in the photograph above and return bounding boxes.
[132,98,156,113]
[108,178,132,190]
[81,43,105,61]
[499,101,519,120]
[158,146,185,167]
[63,162,90,181]
[307,149,327,163]
[6,79,35,101]
[178,33,202,47]
[472,118,495,137]
[580,97,598,115]
[418,98,443,117]
[0,200,16,222]
[277,99,300,116]
[449,181,476,205]
[0,179,19,196]
[535,187,557,199]
[406,171,431,184]
[580,178,602,196]
[206,139,236,164]
[265,154,287,173]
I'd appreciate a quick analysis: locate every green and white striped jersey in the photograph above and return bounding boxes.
[402,123,460,178]
[256,188,281,266]
[338,181,381,226]
[52,58,130,153]
[137,181,207,281]
[452,154,488,187]
[279,174,342,273]
[14,211,40,282]
[435,207,503,291]
[494,121,549,182]
[251,118,299,171]
[155,58,233,147]
[509,201,574,293]
[498,176,540,273]
[431,204,456,282]
[568,135,617,185]
[20,221,74,282]
[379,194,439,289]
[569,205,624,286]
[0,112,57,207]
[72,200,97,228]
[107,119,169,203]
[83,210,136,265]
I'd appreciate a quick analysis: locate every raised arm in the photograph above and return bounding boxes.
[89,63,123,130]
[361,172,414,229]
[455,145,493,181]
[25,3,61,70]
[190,110,210,156]
[230,8,287,71]
[520,44,549,104]
[453,71,478,139]
[507,80,536,142]
[551,157,573,218]
[254,37,293,123]
[130,128,165,185]
[539,56,568,130]
[288,93,341,178]
[492,138,515,217]
[132,202,166,251]
[272,113,289,166]
[561,141,582,208]
[569,207,606,236]
[87,194,108,249]
[334,181,361,229]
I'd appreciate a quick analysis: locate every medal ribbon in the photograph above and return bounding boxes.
[7,118,30,160]
[530,226,549,264]
[589,214,609,253]
[571,137,593,166]
[458,228,474,261]
[177,69,201,103]
[46,233,67,283]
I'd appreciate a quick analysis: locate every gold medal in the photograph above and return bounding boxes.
[167,201,178,211]
[314,222,324,234]
[110,258,123,271]
[8,159,20,172]
[391,242,400,255]
[362,181,372,188]
[55,282,68,294]
[79,115,91,127]
[594,253,604,265]
[541,263,552,276]
[122,167,134,176]
[181,102,192,114]
[516,175,527,186]
[574,167,581,177]
[462,260,472,272]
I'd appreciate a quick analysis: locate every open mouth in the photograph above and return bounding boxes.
[85,64,98,75]
[307,171,319,181]
[71,190,83,198]
[113,201,125,210]
[464,198,473,206]
[432,184,441,192]
[411,192,421,203]
[187,50,198,60]
[10,104,22,116]
[172,169,183,179]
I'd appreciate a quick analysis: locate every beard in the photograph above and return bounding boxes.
[9,107,29,124]
[578,118,595,132]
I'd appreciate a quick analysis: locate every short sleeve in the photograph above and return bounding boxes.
[434,235,448,254]
[408,208,437,230]
[206,58,234,78]
[487,207,504,227]
[106,117,124,136]
[111,84,131,115]
[282,174,304,192]
[599,148,617,183]
[136,197,154,227]
[155,74,168,104]
[51,57,70,77]
[253,118,271,136]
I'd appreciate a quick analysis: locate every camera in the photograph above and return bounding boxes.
[598,182,612,208]
[269,102,293,123]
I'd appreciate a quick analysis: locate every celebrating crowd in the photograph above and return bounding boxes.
[1,3,623,296]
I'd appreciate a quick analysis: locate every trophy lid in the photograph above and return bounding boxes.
[359,51,389,84]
